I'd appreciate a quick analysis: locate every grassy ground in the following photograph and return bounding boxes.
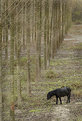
[3,25,82,121]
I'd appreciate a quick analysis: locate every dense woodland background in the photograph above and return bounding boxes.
[0,0,82,121]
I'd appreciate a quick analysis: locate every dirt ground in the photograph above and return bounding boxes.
[15,25,82,121]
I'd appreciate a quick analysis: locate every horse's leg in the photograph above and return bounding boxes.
[67,94,70,103]
[59,97,62,104]
[68,94,70,103]
[56,97,58,104]
[66,96,69,103]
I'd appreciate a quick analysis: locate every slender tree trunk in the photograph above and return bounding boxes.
[5,0,8,60]
[0,6,3,121]
[46,0,50,67]
[48,0,53,61]
[56,1,60,49]
[44,1,47,69]
[58,0,62,45]
[39,0,42,73]
[51,0,56,58]
[10,11,15,121]
[36,0,42,79]
[22,1,26,49]
[16,12,22,107]
[26,4,31,95]
[62,0,65,40]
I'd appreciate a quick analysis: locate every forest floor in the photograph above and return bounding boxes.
[15,25,82,121]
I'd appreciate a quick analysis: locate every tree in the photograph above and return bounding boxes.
[10,9,15,121]
[62,0,65,39]
[0,1,3,120]
[35,0,42,79]
[44,0,47,69]
[16,10,22,107]
[5,0,8,60]
[51,0,57,58]
[26,3,31,95]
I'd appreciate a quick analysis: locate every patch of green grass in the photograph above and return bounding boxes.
[50,59,74,67]
[77,116,82,121]
[29,109,42,113]
[50,59,63,66]
[63,75,82,81]
[50,60,56,66]
[29,104,52,113]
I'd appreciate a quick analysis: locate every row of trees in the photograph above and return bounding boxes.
[0,0,72,121]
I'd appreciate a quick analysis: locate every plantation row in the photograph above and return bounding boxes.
[0,0,72,121]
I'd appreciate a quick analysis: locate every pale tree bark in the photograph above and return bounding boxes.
[35,0,39,80]
[35,0,42,80]
[56,1,60,49]
[44,0,47,69]
[58,0,62,45]
[16,11,22,107]
[0,1,3,120]
[32,0,36,48]
[51,0,57,58]
[39,0,42,73]
[62,0,65,40]
[46,0,50,67]
[50,0,53,58]
[41,0,45,68]
[60,0,63,43]
[30,0,33,44]
[26,4,31,95]
[5,0,8,60]
[10,10,15,121]
[48,0,53,61]
[22,1,26,49]
[64,1,68,34]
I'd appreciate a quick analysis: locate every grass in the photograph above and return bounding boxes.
[29,109,42,113]
[77,116,82,121]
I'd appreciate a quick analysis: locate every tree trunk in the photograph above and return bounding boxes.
[26,4,31,95]
[44,1,47,69]
[10,11,15,121]
[0,9,3,121]
[16,12,22,107]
